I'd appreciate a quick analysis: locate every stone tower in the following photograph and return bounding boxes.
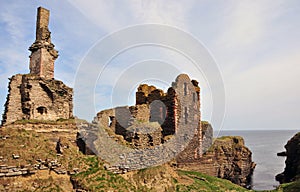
[29,7,58,79]
[1,7,73,125]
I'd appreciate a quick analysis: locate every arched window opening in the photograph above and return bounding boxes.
[37,106,47,115]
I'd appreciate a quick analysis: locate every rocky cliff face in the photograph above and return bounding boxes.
[178,136,256,189]
[276,132,300,183]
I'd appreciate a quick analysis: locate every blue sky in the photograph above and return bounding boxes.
[0,0,299,131]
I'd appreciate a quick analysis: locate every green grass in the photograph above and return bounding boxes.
[267,180,300,192]
[72,156,136,191]
[176,170,251,192]
[2,125,300,192]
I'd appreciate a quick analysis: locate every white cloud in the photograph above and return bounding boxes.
[67,0,196,31]
[224,48,300,129]
[128,0,195,28]
[67,0,126,32]
[216,1,285,49]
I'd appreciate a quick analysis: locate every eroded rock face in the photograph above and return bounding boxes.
[177,136,256,189]
[276,132,300,183]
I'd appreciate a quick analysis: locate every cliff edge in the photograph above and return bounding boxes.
[178,136,256,189]
[276,132,300,183]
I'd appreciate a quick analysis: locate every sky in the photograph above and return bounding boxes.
[0,0,299,131]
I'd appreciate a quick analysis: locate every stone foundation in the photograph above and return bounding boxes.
[2,122,78,141]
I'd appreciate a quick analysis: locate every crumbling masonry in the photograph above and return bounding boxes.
[1,7,73,125]
[93,74,211,164]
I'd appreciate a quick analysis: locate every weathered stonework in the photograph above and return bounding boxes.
[3,122,78,141]
[93,74,201,152]
[76,74,199,161]
[125,122,162,149]
[1,7,73,126]
[175,121,212,164]
[201,121,213,154]
[87,73,256,188]
[29,7,58,79]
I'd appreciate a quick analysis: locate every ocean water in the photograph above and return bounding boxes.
[216,130,299,191]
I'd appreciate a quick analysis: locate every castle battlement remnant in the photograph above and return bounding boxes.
[1,7,73,126]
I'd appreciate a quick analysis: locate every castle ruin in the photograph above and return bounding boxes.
[0,7,256,189]
[1,7,73,125]
[93,74,211,164]
[1,6,212,167]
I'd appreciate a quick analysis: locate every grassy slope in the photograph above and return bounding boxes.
[71,156,137,192]
[73,157,253,192]
[175,170,250,192]
[1,126,299,192]
[277,180,300,192]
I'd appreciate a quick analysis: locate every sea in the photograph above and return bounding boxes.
[216,130,300,191]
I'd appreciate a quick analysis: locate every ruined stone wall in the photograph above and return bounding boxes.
[129,104,150,122]
[135,78,201,139]
[3,122,78,141]
[95,75,202,151]
[175,122,211,163]
[161,88,177,136]
[29,7,58,79]
[2,74,73,125]
[136,84,156,105]
[1,7,72,126]
[29,48,56,79]
[95,106,133,136]
[95,108,115,131]
[95,104,151,136]
[125,122,162,149]
[172,74,202,163]
[1,75,23,125]
[201,121,213,154]
[135,84,178,136]
[95,104,163,149]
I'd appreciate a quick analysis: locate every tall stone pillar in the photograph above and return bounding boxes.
[29,7,58,79]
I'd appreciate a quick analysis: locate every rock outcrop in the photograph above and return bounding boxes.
[276,132,300,183]
[178,136,256,189]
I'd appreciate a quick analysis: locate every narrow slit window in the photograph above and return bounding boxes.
[184,107,188,124]
[184,82,187,96]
